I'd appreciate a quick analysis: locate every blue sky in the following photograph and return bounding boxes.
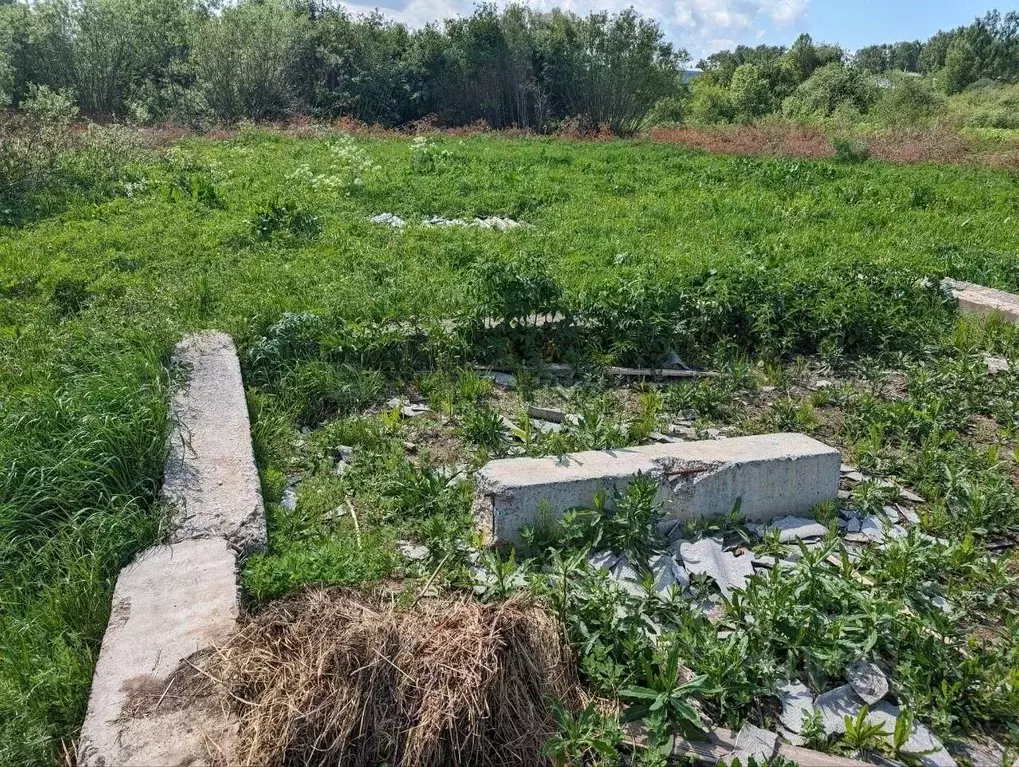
[340,0,1017,60]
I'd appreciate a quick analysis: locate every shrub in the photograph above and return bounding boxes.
[873,74,946,126]
[783,63,879,120]
[688,79,735,124]
[831,137,870,163]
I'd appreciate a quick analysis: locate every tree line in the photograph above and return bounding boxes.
[0,1,1016,132]
[690,10,1019,126]
[0,0,684,133]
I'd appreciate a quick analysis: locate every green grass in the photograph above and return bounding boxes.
[2,127,1019,764]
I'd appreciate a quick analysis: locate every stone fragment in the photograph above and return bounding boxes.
[900,506,920,525]
[931,595,952,614]
[680,537,756,599]
[483,371,517,388]
[587,550,619,572]
[398,541,430,561]
[899,488,926,504]
[985,356,1010,375]
[860,515,886,543]
[611,555,646,598]
[650,553,689,595]
[755,515,829,542]
[727,723,779,765]
[847,659,889,705]
[843,470,865,483]
[846,516,862,533]
[779,681,815,734]
[814,684,864,735]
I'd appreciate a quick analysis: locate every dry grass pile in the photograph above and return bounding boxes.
[203,588,582,767]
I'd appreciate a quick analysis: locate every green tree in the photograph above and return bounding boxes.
[943,35,979,93]
[729,62,776,121]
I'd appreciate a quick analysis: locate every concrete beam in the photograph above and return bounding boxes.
[943,278,1019,324]
[473,433,841,546]
[163,331,266,555]
[77,539,238,767]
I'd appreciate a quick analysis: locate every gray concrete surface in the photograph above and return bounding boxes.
[473,433,841,545]
[944,278,1019,324]
[163,331,266,554]
[77,539,239,767]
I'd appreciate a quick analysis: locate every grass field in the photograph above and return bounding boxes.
[2,129,1019,764]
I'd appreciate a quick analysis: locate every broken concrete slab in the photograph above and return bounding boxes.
[77,539,238,767]
[680,537,756,599]
[779,681,815,734]
[847,659,889,705]
[727,723,780,765]
[587,549,619,572]
[943,278,1019,324]
[163,332,266,555]
[473,433,841,545]
[611,555,646,598]
[755,515,830,542]
[650,553,689,596]
[985,356,1011,375]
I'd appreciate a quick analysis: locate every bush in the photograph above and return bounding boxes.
[782,63,879,120]
[872,74,946,126]
[831,137,870,164]
[944,81,1019,129]
[687,79,734,124]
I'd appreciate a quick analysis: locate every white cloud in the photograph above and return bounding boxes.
[340,0,811,60]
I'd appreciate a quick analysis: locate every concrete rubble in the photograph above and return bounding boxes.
[370,212,527,230]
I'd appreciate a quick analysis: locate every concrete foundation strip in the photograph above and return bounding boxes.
[78,332,262,767]
[473,433,842,546]
[943,278,1019,324]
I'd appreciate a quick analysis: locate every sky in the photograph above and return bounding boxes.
[340,0,1018,61]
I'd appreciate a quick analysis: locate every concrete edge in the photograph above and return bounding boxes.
[78,331,264,766]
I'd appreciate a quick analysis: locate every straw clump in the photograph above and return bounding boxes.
[203,588,582,767]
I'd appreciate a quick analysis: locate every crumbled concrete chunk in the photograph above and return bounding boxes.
[482,371,517,388]
[847,659,889,705]
[611,556,646,598]
[281,485,297,512]
[899,488,926,504]
[931,595,952,614]
[814,684,864,735]
[650,553,689,596]
[587,550,619,572]
[398,541,430,561]
[527,405,568,423]
[371,212,406,227]
[680,537,756,598]
[860,515,886,543]
[727,723,779,765]
[779,681,815,734]
[755,515,829,542]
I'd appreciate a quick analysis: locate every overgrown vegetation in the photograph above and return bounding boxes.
[2,129,1019,764]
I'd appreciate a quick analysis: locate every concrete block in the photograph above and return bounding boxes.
[77,538,239,767]
[164,331,266,554]
[943,278,1019,324]
[473,433,840,545]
